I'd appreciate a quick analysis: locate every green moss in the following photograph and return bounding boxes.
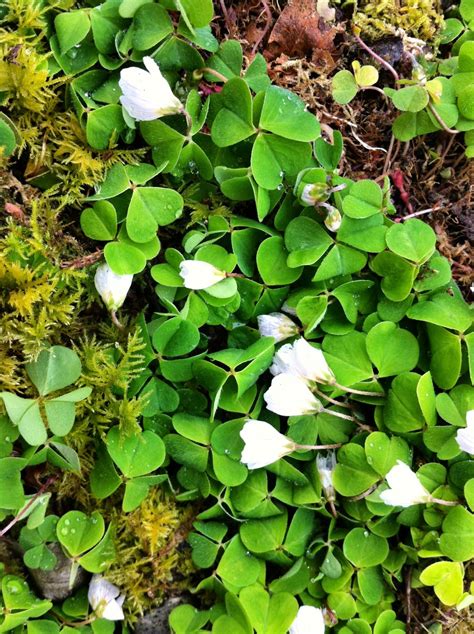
[0,212,86,360]
[354,0,444,42]
[106,490,196,621]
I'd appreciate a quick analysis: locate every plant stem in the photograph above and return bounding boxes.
[360,85,387,97]
[427,103,459,135]
[383,133,396,176]
[226,272,245,279]
[313,387,351,409]
[200,67,229,83]
[332,381,385,397]
[328,499,338,518]
[430,497,459,506]
[296,442,343,451]
[400,206,439,220]
[110,310,124,330]
[181,108,193,137]
[353,34,400,84]
[321,407,356,422]
[348,482,380,501]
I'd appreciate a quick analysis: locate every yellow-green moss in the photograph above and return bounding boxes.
[0,213,85,360]
[354,0,444,42]
[106,489,196,621]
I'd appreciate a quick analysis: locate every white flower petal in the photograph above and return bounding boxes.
[240,419,296,469]
[264,374,322,417]
[380,461,431,507]
[119,58,182,121]
[270,343,295,376]
[257,313,299,343]
[88,575,125,621]
[292,339,335,383]
[289,605,325,634]
[101,599,125,621]
[179,260,226,290]
[94,263,133,312]
[270,338,335,384]
[456,411,474,455]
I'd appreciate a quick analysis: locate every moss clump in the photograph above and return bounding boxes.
[106,490,196,621]
[353,0,444,42]
[0,204,85,361]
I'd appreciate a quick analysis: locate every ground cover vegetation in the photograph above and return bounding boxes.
[0,0,473,633]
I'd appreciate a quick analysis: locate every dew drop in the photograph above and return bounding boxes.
[6,580,21,594]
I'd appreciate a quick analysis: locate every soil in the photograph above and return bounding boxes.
[212,0,473,298]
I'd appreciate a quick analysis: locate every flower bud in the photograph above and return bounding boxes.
[240,419,297,469]
[456,410,474,455]
[264,373,323,417]
[119,56,182,121]
[379,461,432,507]
[94,263,133,312]
[289,605,325,634]
[257,312,299,343]
[300,183,327,206]
[88,575,125,621]
[324,207,342,232]
[179,260,226,290]
[316,452,337,502]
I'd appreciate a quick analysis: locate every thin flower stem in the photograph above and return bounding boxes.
[296,442,343,451]
[50,609,96,627]
[430,497,459,506]
[383,133,396,176]
[332,381,385,398]
[400,206,439,220]
[200,67,229,83]
[181,108,193,137]
[348,482,380,501]
[427,103,459,135]
[353,34,400,84]
[110,310,124,330]
[328,499,338,518]
[226,272,245,279]
[313,387,351,409]
[321,407,356,422]
[360,85,388,97]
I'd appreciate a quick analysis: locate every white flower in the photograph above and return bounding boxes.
[270,338,335,384]
[119,56,182,121]
[240,419,296,469]
[379,461,432,507]
[281,301,298,316]
[179,260,226,290]
[264,374,323,417]
[94,263,133,312]
[289,605,325,634]
[316,452,336,501]
[257,312,299,343]
[456,410,474,455]
[324,207,342,232]
[88,575,125,621]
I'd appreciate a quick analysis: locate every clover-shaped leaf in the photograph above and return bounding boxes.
[26,347,82,396]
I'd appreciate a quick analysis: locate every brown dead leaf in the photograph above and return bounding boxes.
[267,0,338,60]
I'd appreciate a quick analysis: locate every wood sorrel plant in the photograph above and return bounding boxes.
[0,1,473,633]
